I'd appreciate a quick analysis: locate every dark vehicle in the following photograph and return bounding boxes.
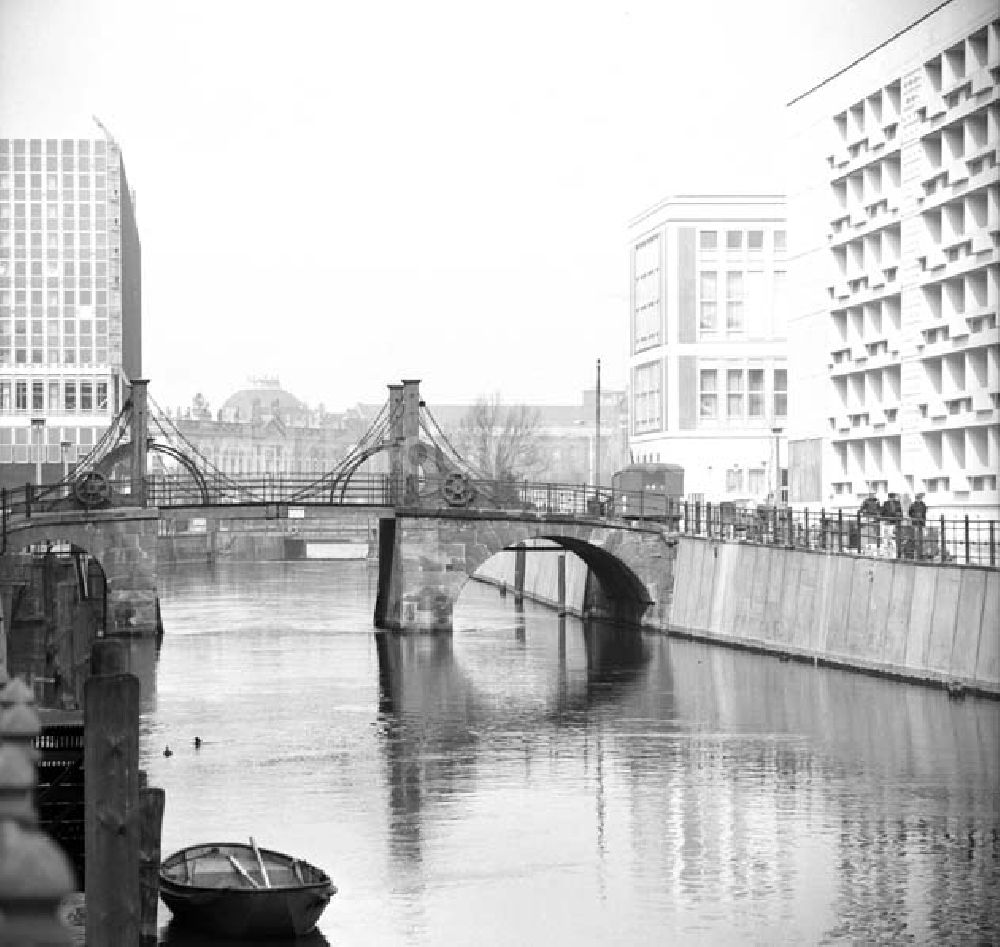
[610,463,684,520]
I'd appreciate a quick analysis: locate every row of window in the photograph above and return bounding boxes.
[0,349,112,367]
[699,269,788,336]
[0,157,112,176]
[0,378,110,413]
[699,229,786,252]
[699,368,787,421]
[1,231,114,249]
[2,140,109,155]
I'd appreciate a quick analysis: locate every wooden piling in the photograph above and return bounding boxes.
[84,671,140,947]
[138,784,166,943]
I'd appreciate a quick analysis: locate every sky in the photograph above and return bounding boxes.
[0,0,946,413]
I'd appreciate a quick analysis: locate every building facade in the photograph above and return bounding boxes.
[0,134,141,487]
[169,379,371,477]
[627,195,789,501]
[785,0,999,518]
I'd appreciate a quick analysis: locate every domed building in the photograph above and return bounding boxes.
[218,378,311,426]
[171,377,371,477]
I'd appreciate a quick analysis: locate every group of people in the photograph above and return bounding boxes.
[859,491,927,525]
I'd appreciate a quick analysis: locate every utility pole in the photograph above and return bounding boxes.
[595,359,602,488]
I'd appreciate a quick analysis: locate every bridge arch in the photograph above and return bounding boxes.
[2,510,161,638]
[375,510,674,633]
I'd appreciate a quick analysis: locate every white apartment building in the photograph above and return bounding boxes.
[627,195,789,501]
[785,0,999,518]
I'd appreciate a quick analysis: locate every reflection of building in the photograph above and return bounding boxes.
[627,195,789,501]
[170,378,370,476]
[786,0,999,518]
[412,388,628,484]
[0,133,141,487]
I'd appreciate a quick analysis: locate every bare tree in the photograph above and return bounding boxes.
[456,394,543,481]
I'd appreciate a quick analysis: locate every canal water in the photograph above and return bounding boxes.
[137,559,999,946]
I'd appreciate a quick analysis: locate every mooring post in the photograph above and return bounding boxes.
[0,675,76,945]
[138,777,165,944]
[84,657,140,947]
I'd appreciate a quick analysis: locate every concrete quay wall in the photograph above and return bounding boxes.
[670,536,999,696]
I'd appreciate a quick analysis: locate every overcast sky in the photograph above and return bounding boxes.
[0,0,943,413]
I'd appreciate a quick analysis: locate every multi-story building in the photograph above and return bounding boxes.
[0,132,141,488]
[786,0,999,518]
[626,195,789,501]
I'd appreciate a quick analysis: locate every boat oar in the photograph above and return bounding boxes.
[227,855,260,888]
[250,836,272,888]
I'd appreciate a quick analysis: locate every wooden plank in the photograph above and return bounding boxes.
[138,786,165,943]
[85,672,140,947]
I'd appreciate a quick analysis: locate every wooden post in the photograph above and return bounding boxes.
[138,784,165,943]
[557,553,567,617]
[85,672,140,947]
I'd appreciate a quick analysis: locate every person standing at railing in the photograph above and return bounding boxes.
[907,492,927,560]
[859,492,881,549]
[880,492,903,557]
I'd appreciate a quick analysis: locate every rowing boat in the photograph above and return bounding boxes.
[159,840,336,940]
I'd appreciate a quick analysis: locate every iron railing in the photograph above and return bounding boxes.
[2,476,997,568]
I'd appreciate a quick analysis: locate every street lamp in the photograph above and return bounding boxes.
[30,417,46,486]
[771,426,783,504]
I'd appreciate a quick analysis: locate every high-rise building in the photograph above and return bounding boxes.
[0,133,140,487]
[626,195,789,501]
[785,0,999,518]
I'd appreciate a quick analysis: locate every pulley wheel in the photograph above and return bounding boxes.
[74,470,112,508]
[442,471,476,507]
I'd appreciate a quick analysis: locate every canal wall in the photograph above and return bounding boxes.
[669,536,999,696]
[474,549,590,614]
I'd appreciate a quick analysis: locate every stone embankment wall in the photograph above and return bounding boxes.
[474,549,590,614]
[669,536,999,696]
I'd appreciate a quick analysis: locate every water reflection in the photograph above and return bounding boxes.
[144,561,998,946]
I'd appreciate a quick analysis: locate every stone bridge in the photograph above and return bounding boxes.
[375,508,676,633]
[1,508,160,639]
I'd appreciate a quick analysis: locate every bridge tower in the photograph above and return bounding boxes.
[128,379,149,507]
[387,379,422,507]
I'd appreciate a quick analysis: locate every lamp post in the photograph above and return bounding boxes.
[60,440,71,480]
[30,417,45,486]
[771,426,783,504]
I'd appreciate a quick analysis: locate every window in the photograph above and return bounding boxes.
[726,230,743,250]
[632,361,662,433]
[748,230,764,250]
[48,381,59,411]
[96,381,108,411]
[727,369,744,418]
[700,230,717,250]
[726,468,744,493]
[726,271,744,332]
[749,467,766,495]
[774,230,787,252]
[748,368,765,418]
[773,368,788,417]
[633,236,661,349]
[64,381,76,411]
[699,369,718,419]
[15,380,27,410]
[700,271,717,331]
[80,381,92,411]
[32,381,44,411]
